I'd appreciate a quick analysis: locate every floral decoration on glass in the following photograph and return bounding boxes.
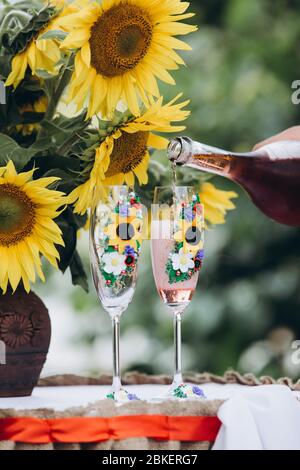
[172,383,206,400]
[166,194,205,284]
[106,389,139,402]
[97,192,143,292]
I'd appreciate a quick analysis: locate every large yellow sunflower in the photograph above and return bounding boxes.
[199,182,238,226]
[68,94,189,215]
[5,1,77,89]
[0,161,65,293]
[60,0,197,117]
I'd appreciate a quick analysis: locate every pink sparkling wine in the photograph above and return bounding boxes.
[151,237,199,313]
[159,288,196,306]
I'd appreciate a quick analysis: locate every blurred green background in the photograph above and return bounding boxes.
[37,0,300,379]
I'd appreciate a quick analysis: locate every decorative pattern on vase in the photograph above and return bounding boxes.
[0,314,34,348]
[0,289,51,397]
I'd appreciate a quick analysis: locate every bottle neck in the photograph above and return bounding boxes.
[168,137,259,178]
[168,137,300,165]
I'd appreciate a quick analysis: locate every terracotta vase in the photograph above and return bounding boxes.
[0,288,51,397]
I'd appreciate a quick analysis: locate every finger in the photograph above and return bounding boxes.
[253,127,300,151]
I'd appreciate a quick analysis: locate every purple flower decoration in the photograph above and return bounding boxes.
[119,205,130,217]
[196,249,205,260]
[125,246,136,256]
[183,207,195,222]
[192,386,206,398]
[127,393,139,401]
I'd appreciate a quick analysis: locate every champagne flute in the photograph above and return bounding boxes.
[151,186,206,399]
[90,186,144,402]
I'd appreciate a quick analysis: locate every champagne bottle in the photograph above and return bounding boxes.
[168,137,300,226]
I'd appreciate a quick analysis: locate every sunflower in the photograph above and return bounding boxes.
[174,216,204,254]
[59,0,197,117]
[68,94,189,215]
[0,161,65,293]
[199,182,238,226]
[5,1,77,89]
[104,212,142,253]
[15,95,48,135]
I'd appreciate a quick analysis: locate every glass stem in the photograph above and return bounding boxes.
[173,311,183,387]
[112,316,121,392]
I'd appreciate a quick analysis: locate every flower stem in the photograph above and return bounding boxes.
[44,55,74,121]
[57,121,90,156]
[36,55,74,142]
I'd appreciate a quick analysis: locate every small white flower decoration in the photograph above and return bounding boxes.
[116,389,128,400]
[185,386,194,397]
[171,248,195,273]
[102,252,126,276]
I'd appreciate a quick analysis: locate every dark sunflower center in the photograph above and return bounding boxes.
[185,226,201,246]
[90,3,153,78]
[117,223,135,241]
[0,184,36,247]
[105,131,149,176]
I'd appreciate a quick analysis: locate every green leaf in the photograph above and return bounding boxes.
[107,245,117,253]
[34,69,58,80]
[38,168,79,194]
[41,119,68,134]
[0,54,13,79]
[1,4,57,55]
[176,242,184,252]
[55,207,88,290]
[32,114,88,154]
[69,251,89,292]
[56,215,77,273]
[39,29,67,41]
[0,133,39,169]
[43,76,58,99]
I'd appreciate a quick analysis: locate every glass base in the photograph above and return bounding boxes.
[149,383,206,402]
[106,388,140,403]
[171,383,206,400]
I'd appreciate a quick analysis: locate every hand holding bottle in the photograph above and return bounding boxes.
[254,126,300,150]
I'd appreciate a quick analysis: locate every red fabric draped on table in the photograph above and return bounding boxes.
[0,415,221,444]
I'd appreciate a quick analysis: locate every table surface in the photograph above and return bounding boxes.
[0,383,298,411]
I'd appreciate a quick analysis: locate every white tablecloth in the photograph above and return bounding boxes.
[0,383,299,450]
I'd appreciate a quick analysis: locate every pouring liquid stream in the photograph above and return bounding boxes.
[171,160,178,206]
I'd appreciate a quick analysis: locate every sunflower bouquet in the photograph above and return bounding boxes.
[0,0,237,295]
